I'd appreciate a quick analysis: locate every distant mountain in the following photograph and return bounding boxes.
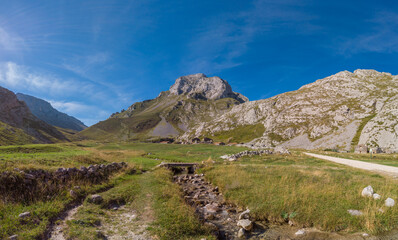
[0,86,68,145]
[79,73,247,141]
[16,93,87,131]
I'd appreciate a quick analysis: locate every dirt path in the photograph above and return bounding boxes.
[305,152,398,176]
[49,205,82,240]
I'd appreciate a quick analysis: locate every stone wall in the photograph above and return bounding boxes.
[0,162,127,203]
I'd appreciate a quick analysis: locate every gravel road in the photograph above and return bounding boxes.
[304,152,398,176]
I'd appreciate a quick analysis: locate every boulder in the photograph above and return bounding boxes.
[385,198,395,207]
[237,219,253,231]
[361,186,374,197]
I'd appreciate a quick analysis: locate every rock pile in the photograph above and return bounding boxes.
[350,185,396,216]
[220,150,272,161]
[174,174,260,239]
[0,162,127,202]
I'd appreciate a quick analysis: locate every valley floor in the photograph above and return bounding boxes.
[1,143,398,239]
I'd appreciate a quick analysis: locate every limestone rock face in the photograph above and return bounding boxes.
[169,73,248,103]
[182,69,398,151]
[81,74,247,140]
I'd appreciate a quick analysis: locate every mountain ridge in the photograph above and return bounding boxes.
[0,86,68,145]
[16,93,87,131]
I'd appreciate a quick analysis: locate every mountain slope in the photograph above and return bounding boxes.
[16,93,87,131]
[182,69,398,151]
[79,73,247,141]
[0,86,68,145]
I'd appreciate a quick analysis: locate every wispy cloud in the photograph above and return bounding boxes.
[0,61,134,126]
[183,0,317,73]
[0,26,25,51]
[339,11,398,54]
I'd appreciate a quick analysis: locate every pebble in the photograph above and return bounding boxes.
[239,209,250,220]
[348,209,363,216]
[238,228,246,238]
[8,235,18,240]
[295,229,306,236]
[18,212,31,219]
[88,194,103,204]
[372,193,381,200]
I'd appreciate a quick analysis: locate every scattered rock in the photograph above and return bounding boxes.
[361,185,374,197]
[88,194,103,204]
[348,209,363,216]
[372,193,381,200]
[237,219,253,231]
[18,212,31,219]
[70,190,78,198]
[8,235,18,240]
[385,198,395,207]
[238,228,246,238]
[274,146,291,154]
[205,203,220,214]
[295,229,306,236]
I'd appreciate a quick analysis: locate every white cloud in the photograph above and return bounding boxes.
[0,27,25,51]
[0,62,99,98]
[339,12,398,54]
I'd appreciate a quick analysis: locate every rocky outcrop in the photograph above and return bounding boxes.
[0,86,67,144]
[169,73,248,103]
[16,93,87,131]
[182,69,398,151]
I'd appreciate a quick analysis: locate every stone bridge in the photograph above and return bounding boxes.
[158,162,199,174]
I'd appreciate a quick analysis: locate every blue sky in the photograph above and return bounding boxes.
[0,1,398,126]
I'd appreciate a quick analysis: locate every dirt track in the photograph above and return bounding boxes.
[305,152,398,176]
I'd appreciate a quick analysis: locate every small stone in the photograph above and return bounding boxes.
[348,209,363,216]
[362,233,370,237]
[288,220,294,226]
[205,203,220,214]
[8,235,18,240]
[295,229,306,236]
[112,207,118,211]
[70,190,78,198]
[18,212,31,219]
[361,185,374,197]
[385,198,395,207]
[88,194,103,204]
[238,228,246,238]
[239,209,250,220]
[372,193,381,200]
[237,219,253,231]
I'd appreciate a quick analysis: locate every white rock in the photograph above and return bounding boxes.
[362,233,370,237]
[237,219,253,231]
[385,198,395,207]
[239,209,250,220]
[295,229,306,235]
[18,212,31,219]
[348,209,363,216]
[361,185,374,197]
[373,193,381,200]
[237,228,246,238]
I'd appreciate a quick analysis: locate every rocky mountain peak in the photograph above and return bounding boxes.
[169,73,248,103]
